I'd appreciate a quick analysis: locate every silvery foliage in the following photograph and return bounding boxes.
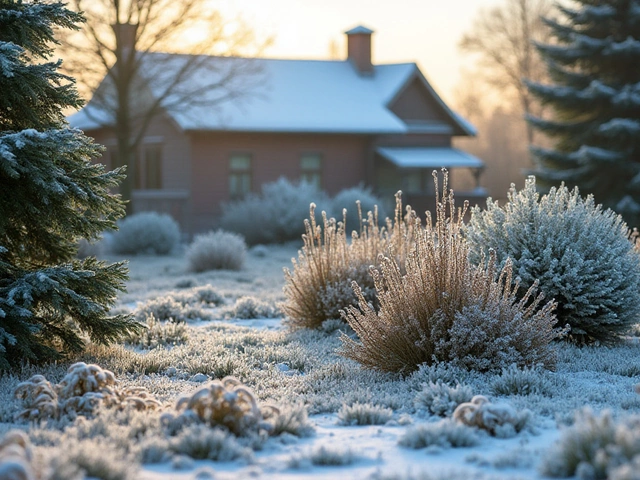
[186,230,246,272]
[111,212,180,255]
[466,176,640,343]
[329,184,386,235]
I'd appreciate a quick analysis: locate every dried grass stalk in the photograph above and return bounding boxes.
[340,170,560,374]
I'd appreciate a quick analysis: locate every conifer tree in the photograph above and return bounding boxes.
[0,0,141,370]
[527,1,640,227]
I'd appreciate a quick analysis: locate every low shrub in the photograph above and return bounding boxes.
[283,192,417,329]
[414,381,473,417]
[134,296,211,323]
[223,296,281,319]
[330,184,386,234]
[453,395,531,438]
[168,425,251,462]
[270,403,315,437]
[0,431,34,480]
[220,177,328,245]
[490,364,557,397]
[337,402,393,426]
[340,171,560,374]
[186,230,246,272]
[124,314,189,349]
[540,409,640,480]
[465,177,640,344]
[111,212,180,255]
[399,419,480,449]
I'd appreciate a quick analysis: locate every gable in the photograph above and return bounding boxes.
[389,77,452,126]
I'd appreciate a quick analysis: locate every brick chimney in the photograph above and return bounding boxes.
[112,23,138,62]
[345,25,374,75]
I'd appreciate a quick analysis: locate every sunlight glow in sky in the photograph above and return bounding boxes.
[215,0,504,104]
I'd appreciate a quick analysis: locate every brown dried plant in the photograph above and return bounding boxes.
[282,193,418,329]
[340,170,560,374]
[162,376,278,436]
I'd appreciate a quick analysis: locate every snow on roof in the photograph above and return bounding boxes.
[68,53,473,136]
[376,147,485,169]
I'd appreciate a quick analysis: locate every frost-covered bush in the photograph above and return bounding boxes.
[111,212,180,255]
[270,403,315,437]
[134,295,211,323]
[283,192,417,329]
[186,230,246,272]
[14,362,160,420]
[0,430,34,480]
[340,171,560,374]
[540,409,640,480]
[224,296,281,319]
[220,177,328,245]
[309,445,356,466]
[169,424,252,462]
[337,402,393,425]
[46,438,138,480]
[490,364,557,397]
[414,381,474,417]
[330,185,386,234]
[453,395,531,438]
[399,419,480,449]
[466,177,640,344]
[125,314,189,348]
[162,377,278,436]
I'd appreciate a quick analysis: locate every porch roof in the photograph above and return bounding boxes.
[376,147,484,169]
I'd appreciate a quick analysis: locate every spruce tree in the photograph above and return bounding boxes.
[527,0,640,227]
[0,0,141,370]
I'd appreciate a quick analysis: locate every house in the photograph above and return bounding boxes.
[69,25,486,234]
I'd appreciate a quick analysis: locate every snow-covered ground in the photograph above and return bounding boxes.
[2,243,640,480]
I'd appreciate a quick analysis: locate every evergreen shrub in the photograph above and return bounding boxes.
[340,171,560,374]
[282,192,417,329]
[466,177,640,344]
[111,212,180,255]
[186,230,246,272]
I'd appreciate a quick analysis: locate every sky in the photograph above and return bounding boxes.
[215,0,505,105]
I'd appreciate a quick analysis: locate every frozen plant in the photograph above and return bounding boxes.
[14,362,160,420]
[0,430,34,480]
[134,295,211,323]
[309,445,356,466]
[163,376,278,436]
[330,185,386,234]
[453,395,531,438]
[46,438,138,480]
[414,381,474,417]
[466,177,640,344]
[341,171,560,374]
[220,177,329,245]
[186,230,246,272]
[125,314,188,348]
[283,191,418,329]
[224,296,281,319]
[490,364,557,397]
[111,211,181,255]
[399,419,480,449]
[13,375,58,421]
[540,409,640,480]
[169,424,252,461]
[337,402,393,425]
[270,403,315,437]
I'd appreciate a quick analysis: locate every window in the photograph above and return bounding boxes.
[229,153,252,199]
[135,144,163,190]
[300,153,322,189]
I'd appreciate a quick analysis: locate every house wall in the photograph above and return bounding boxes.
[84,114,192,230]
[389,77,452,124]
[189,131,370,233]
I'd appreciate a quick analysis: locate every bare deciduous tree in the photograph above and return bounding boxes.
[60,0,268,211]
[459,0,553,144]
